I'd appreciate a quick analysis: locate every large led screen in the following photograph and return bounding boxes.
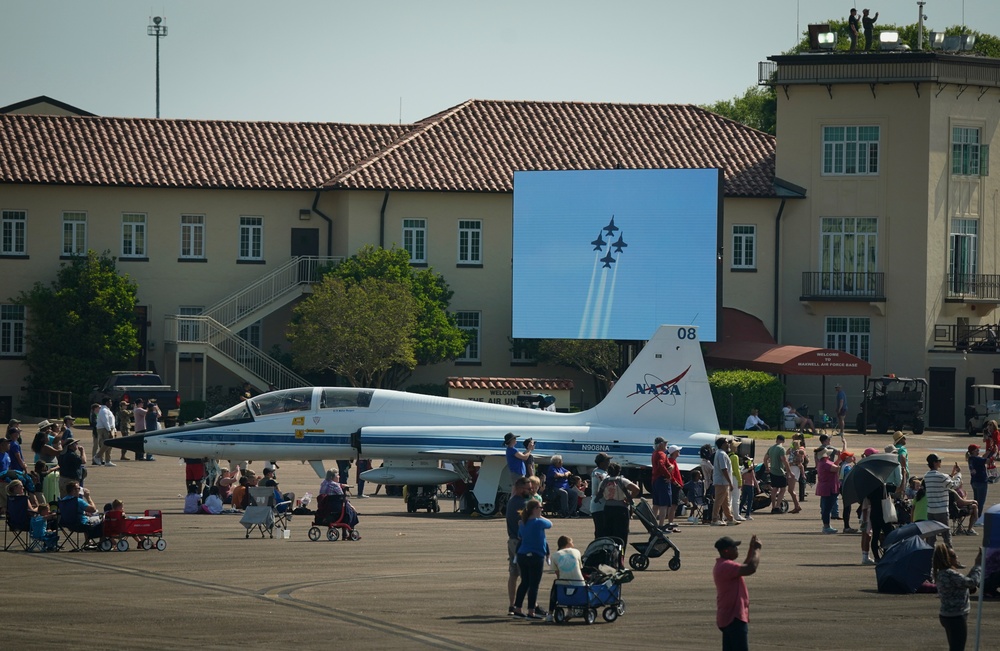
[512,169,720,341]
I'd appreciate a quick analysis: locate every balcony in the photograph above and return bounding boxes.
[946,274,1000,303]
[800,272,885,301]
[934,323,999,352]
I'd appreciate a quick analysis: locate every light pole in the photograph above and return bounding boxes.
[147,16,168,118]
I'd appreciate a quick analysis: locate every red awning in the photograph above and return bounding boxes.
[704,308,873,376]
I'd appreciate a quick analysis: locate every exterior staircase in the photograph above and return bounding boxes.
[164,256,341,397]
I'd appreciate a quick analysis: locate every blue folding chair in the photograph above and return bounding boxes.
[4,495,31,551]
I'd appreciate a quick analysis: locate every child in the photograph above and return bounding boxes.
[739,457,757,520]
[545,535,585,622]
[183,484,202,514]
[30,504,59,551]
[684,468,706,523]
[904,475,922,500]
[528,476,544,504]
[202,485,223,514]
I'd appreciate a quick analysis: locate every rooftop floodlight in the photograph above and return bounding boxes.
[943,35,961,51]
[929,32,945,49]
[961,34,977,51]
[879,31,910,51]
[817,32,836,50]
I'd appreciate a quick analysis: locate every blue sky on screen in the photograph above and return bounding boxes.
[513,169,719,342]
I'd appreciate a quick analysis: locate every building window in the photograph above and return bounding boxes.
[403,219,426,263]
[239,216,263,260]
[950,218,979,294]
[455,311,480,362]
[1,210,26,255]
[121,213,147,258]
[0,304,25,357]
[510,339,535,364]
[820,217,877,293]
[822,126,879,175]
[732,225,756,269]
[62,212,87,256]
[180,214,205,259]
[952,127,983,176]
[458,220,482,264]
[825,316,870,362]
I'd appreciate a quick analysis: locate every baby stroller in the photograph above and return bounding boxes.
[581,536,625,575]
[307,493,360,541]
[753,464,789,513]
[627,498,681,572]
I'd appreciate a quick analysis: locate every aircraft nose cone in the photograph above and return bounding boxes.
[105,434,145,456]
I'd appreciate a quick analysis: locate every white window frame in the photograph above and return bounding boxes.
[825,316,870,362]
[819,217,878,294]
[239,216,264,261]
[822,125,880,175]
[731,224,756,269]
[950,218,979,294]
[180,214,206,259]
[1,210,27,256]
[510,339,535,364]
[455,311,480,362]
[121,213,147,258]
[952,126,982,176]
[62,211,87,256]
[457,219,482,264]
[0,304,26,357]
[403,219,426,263]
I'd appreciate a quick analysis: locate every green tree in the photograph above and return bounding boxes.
[16,251,140,413]
[701,85,777,135]
[708,369,785,431]
[288,276,417,388]
[319,246,468,387]
[532,338,622,401]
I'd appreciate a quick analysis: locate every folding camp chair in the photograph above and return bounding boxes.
[249,486,291,530]
[57,496,89,551]
[27,515,59,552]
[4,495,31,551]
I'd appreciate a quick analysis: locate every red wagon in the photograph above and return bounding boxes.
[99,510,166,552]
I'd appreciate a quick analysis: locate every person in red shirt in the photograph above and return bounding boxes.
[650,437,671,527]
[713,534,762,651]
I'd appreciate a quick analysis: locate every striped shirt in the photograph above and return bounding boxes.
[923,469,954,515]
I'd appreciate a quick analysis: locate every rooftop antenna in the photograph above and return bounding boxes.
[147,16,168,118]
[399,97,402,126]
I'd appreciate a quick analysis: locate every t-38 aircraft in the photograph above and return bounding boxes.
[109,325,721,515]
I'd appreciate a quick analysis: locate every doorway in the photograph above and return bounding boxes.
[292,228,320,282]
[928,367,955,429]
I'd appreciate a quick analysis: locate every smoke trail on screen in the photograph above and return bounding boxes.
[579,253,602,338]
[600,256,620,339]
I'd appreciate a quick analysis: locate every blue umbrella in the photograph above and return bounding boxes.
[876,535,933,594]
[882,520,948,551]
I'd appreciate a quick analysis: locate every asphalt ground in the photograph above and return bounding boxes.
[5,430,998,650]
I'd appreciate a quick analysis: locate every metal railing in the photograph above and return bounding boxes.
[202,256,342,328]
[933,323,999,351]
[800,272,885,300]
[947,274,1000,301]
[166,315,311,389]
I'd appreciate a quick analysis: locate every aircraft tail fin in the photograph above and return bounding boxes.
[593,325,719,433]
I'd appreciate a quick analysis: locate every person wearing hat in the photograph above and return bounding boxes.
[56,433,87,497]
[892,431,909,496]
[835,383,848,442]
[590,452,612,538]
[651,437,672,527]
[5,421,26,473]
[504,432,530,491]
[713,534,762,650]
[924,453,957,549]
[966,443,989,516]
[667,444,685,529]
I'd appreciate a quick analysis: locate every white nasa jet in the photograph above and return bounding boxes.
[109,325,722,515]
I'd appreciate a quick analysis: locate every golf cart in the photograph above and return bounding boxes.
[856,375,927,435]
[966,384,1000,437]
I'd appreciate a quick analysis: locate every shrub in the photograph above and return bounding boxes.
[709,369,784,430]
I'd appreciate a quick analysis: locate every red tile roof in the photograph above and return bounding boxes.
[0,100,776,196]
[326,100,776,197]
[0,114,409,190]
[447,377,575,391]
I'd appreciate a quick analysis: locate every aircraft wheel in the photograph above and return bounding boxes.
[603,607,618,623]
[553,608,567,624]
[668,556,681,572]
[308,527,321,541]
[584,608,596,625]
[116,539,129,552]
[99,539,113,552]
[628,553,649,571]
[327,527,340,542]
[156,539,166,551]
[476,502,498,517]
[349,530,361,541]
[141,538,153,551]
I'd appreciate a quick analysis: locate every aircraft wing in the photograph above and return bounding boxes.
[627,460,698,472]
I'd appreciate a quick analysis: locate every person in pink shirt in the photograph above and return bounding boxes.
[713,534,762,651]
[815,449,841,534]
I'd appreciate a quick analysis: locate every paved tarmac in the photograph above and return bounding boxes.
[6,430,998,650]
